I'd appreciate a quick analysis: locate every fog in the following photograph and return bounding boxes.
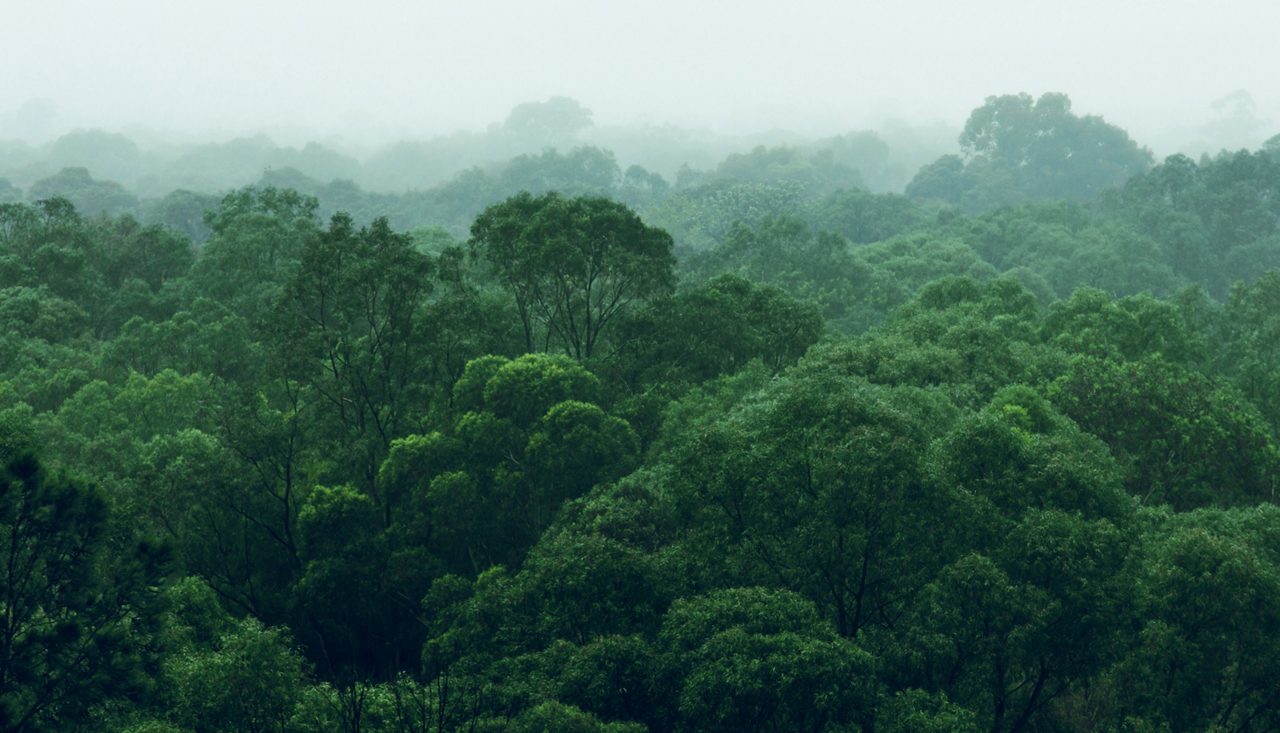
[4,0,1278,157]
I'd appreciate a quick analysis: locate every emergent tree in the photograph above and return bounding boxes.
[470,192,675,359]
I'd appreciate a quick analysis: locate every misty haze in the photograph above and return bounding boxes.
[4,2,1280,733]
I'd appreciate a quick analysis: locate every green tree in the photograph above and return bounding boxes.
[276,212,435,512]
[502,97,594,141]
[712,144,863,198]
[499,148,622,199]
[190,187,319,322]
[684,217,872,326]
[905,155,973,206]
[909,93,1152,210]
[808,188,925,245]
[0,198,106,325]
[505,701,644,733]
[960,93,1152,200]
[663,369,951,638]
[1111,508,1280,731]
[0,179,21,205]
[1102,148,1280,295]
[0,450,165,733]
[380,354,636,573]
[28,167,138,217]
[166,614,307,733]
[139,189,219,244]
[470,192,675,358]
[644,178,804,251]
[46,130,142,186]
[1049,355,1280,509]
[657,588,878,733]
[1220,271,1280,433]
[1041,288,1205,364]
[292,484,436,686]
[613,273,823,390]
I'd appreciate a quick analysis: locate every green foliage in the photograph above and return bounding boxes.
[1050,355,1280,509]
[165,617,306,733]
[712,144,863,198]
[100,299,256,381]
[1103,149,1280,295]
[139,189,219,243]
[808,187,926,245]
[500,147,622,198]
[928,389,1131,524]
[275,212,435,504]
[833,276,1041,404]
[1219,271,1280,432]
[877,690,979,733]
[46,130,142,186]
[293,481,433,682]
[29,167,139,217]
[909,92,1152,211]
[960,204,1182,298]
[643,178,804,251]
[518,531,665,644]
[92,213,194,292]
[481,354,602,427]
[526,400,638,504]
[614,273,823,390]
[10,109,1280,733]
[684,216,872,326]
[1041,288,1206,363]
[0,286,88,342]
[664,370,950,638]
[503,97,594,141]
[190,186,319,321]
[658,588,878,733]
[381,353,634,574]
[848,234,998,329]
[0,451,165,733]
[1109,507,1280,731]
[470,192,675,358]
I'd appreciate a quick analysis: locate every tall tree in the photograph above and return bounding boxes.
[276,213,436,513]
[0,449,165,733]
[909,92,1152,210]
[470,192,675,359]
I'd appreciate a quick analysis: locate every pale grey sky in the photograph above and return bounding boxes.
[3,0,1277,152]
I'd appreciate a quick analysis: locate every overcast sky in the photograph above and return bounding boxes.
[3,0,1278,152]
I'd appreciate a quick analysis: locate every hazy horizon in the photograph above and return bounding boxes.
[5,0,1279,159]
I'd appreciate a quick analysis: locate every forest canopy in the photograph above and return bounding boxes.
[2,91,1280,733]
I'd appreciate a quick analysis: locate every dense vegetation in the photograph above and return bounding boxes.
[3,93,1280,733]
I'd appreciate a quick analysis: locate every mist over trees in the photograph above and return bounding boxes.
[3,89,1280,732]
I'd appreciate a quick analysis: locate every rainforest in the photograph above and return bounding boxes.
[3,73,1280,733]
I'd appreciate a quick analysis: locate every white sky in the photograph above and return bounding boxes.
[3,0,1278,150]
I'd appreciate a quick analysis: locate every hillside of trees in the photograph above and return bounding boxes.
[4,92,1280,733]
